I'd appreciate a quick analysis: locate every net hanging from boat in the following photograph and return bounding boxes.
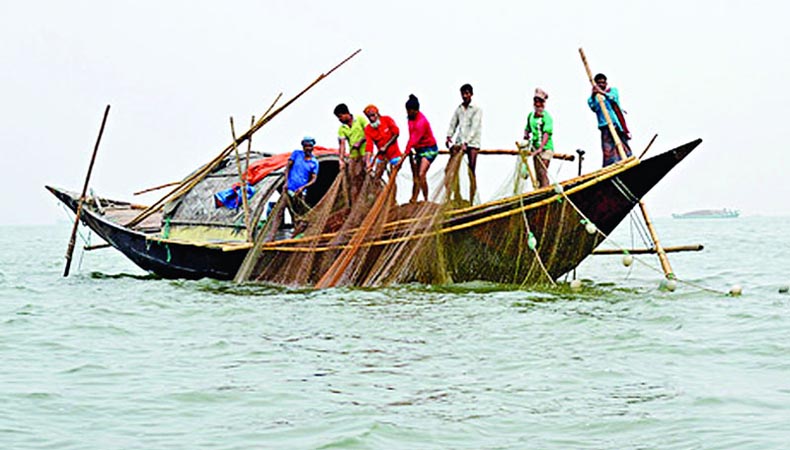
[235,151,602,288]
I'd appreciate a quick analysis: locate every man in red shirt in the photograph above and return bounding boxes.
[363,104,402,181]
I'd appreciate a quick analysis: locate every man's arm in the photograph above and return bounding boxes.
[445,106,460,147]
[364,128,374,153]
[380,133,399,155]
[295,165,318,195]
[282,160,294,193]
[338,136,348,160]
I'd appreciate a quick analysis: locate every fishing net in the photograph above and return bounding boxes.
[236,148,603,288]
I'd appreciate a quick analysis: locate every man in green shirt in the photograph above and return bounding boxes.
[334,103,368,200]
[523,88,554,188]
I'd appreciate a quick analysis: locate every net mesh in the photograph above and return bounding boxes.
[236,150,602,287]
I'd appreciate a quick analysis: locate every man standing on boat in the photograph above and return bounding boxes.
[363,104,402,181]
[334,103,368,200]
[445,83,482,202]
[588,73,632,166]
[524,88,554,188]
[283,136,319,202]
[404,94,438,203]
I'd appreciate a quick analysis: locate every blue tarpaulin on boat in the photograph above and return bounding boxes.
[214,184,255,209]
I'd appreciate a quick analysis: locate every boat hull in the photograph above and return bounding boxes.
[48,139,702,284]
[47,186,246,280]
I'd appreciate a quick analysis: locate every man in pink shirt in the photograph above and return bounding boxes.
[404,94,438,203]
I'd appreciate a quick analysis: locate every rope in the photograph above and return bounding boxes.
[535,162,728,295]
[517,184,556,287]
[629,210,652,249]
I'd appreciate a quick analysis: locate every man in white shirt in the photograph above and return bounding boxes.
[445,83,482,202]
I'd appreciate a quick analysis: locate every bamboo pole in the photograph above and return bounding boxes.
[579,48,627,161]
[438,149,575,160]
[230,117,252,242]
[579,48,674,279]
[133,181,181,196]
[515,141,539,189]
[593,244,703,255]
[639,133,658,159]
[136,147,574,197]
[64,104,111,277]
[84,243,112,251]
[124,49,361,229]
[638,201,674,279]
[245,115,255,173]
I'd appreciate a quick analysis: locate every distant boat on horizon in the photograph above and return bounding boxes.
[672,208,740,219]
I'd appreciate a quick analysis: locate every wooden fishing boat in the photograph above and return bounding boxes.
[47,139,702,284]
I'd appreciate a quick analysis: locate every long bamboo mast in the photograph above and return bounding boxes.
[230,117,252,242]
[124,49,362,229]
[64,105,111,277]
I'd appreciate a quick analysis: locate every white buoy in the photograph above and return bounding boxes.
[729,285,743,296]
[585,222,597,235]
[527,234,537,250]
[658,279,676,292]
[570,279,582,291]
[622,254,633,267]
[553,183,564,194]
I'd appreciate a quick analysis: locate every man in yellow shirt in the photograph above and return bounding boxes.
[334,103,368,200]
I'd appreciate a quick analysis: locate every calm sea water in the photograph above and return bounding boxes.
[1,216,789,449]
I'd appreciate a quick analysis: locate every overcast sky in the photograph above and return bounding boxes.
[2,0,788,225]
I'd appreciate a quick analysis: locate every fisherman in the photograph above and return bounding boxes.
[588,73,632,166]
[334,103,369,200]
[404,94,438,203]
[445,83,482,201]
[363,104,402,180]
[523,88,554,188]
[282,136,319,205]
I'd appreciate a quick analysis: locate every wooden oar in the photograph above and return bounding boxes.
[230,117,252,241]
[63,104,110,277]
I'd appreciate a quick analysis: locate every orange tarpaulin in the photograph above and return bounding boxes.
[244,147,338,185]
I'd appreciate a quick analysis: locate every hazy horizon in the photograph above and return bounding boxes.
[2,0,788,225]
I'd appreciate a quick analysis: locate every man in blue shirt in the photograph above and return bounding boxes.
[588,73,632,166]
[284,136,319,198]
